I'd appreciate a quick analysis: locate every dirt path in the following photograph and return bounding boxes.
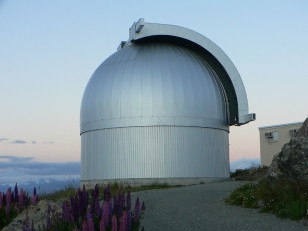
[131,181,308,231]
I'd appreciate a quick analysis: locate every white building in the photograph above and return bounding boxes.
[259,122,303,166]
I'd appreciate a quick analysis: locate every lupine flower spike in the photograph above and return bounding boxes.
[134,197,140,223]
[32,187,37,206]
[99,218,105,231]
[127,191,131,210]
[112,214,117,231]
[141,201,146,211]
[6,188,11,218]
[82,219,88,231]
[0,192,2,208]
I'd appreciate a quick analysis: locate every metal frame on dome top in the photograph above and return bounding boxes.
[119,18,255,126]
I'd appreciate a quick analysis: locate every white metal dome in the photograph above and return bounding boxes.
[80,42,228,134]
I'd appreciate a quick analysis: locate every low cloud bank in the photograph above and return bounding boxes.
[0,156,80,193]
[230,158,261,172]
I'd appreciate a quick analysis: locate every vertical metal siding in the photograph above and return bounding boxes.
[81,126,229,180]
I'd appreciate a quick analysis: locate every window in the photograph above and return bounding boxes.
[289,129,297,136]
[265,131,278,142]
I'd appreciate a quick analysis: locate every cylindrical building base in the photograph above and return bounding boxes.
[81,125,230,181]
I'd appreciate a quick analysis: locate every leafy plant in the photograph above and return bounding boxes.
[226,177,308,221]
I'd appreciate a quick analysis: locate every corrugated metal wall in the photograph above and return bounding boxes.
[81,126,229,180]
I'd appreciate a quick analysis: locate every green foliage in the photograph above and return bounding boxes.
[226,178,308,221]
[225,183,258,208]
[0,207,18,230]
[39,185,78,202]
[41,182,181,202]
[230,166,269,181]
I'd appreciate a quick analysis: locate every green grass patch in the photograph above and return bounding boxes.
[226,177,308,220]
[40,182,182,202]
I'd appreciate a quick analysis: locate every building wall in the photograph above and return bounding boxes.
[259,122,303,166]
[81,126,230,181]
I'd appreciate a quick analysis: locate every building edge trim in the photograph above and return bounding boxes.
[80,177,230,188]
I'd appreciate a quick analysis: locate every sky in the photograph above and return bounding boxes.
[0,0,308,181]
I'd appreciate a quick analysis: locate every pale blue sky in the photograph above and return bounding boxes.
[0,0,307,163]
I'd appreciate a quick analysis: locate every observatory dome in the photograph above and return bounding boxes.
[80,19,255,186]
[80,42,228,134]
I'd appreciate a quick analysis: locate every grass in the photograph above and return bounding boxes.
[40,182,182,202]
[230,165,269,181]
[226,176,308,220]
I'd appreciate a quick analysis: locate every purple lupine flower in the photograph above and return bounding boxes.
[100,218,105,231]
[32,194,37,206]
[82,219,88,231]
[14,183,18,203]
[6,188,11,218]
[62,200,70,221]
[69,206,75,223]
[86,209,92,225]
[78,188,84,216]
[88,217,95,231]
[70,196,78,220]
[3,193,6,207]
[94,184,99,198]
[117,191,123,217]
[127,210,132,231]
[46,205,52,230]
[102,201,110,227]
[95,197,100,218]
[73,195,79,220]
[82,185,89,211]
[0,192,2,208]
[112,214,117,231]
[112,195,118,215]
[108,199,112,218]
[122,191,125,208]
[134,197,140,223]
[104,185,111,202]
[14,204,20,213]
[141,201,145,211]
[11,191,15,205]
[126,192,131,210]
[19,188,24,208]
[25,192,29,208]
[119,210,127,231]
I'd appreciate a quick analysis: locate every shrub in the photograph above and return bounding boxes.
[226,178,308,221]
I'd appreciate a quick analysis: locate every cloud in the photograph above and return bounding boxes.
[230,158,261,172]
[0,155,80,192]
[11,140,27,144]
[0,156,80,176]
[0,138,9,142]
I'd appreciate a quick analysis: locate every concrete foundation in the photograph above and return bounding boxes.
[80,177,229,189]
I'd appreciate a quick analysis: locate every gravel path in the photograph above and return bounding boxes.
[131,181,308,231]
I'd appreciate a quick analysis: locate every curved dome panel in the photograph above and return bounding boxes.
[80,42,227,134]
